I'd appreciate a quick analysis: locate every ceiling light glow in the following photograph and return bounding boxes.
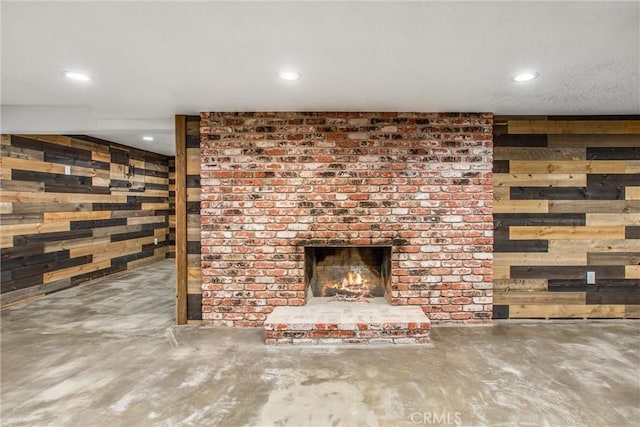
[62,71,91,82]
[276,70,301,81]
[142,136,154,141]
[511,72,539,82]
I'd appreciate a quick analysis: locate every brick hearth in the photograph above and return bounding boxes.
[199,112,494,328]
[264,298,431,345]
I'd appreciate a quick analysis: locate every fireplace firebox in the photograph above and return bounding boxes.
[305,246,392,300]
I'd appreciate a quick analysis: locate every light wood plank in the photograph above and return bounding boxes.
[625,305,640,319]
[586,213,640,226]
[43,260,111,284]
[141,203,169,211]
[24,135,72,146]
[548,134,640,148]
[0,157,105,178]
[91,151,111,163]
[494,200,548,214]
[494,147,585,161]
[0,202,12,214]
[493,279,547,292]
[626,266,640,279]
[127,215,166,226]
[508,120,632,135]
[44,237,111,253]
[494,292,586,305]
[494,173,586,187]
[548,239,640,253]
[493,186,510,201]
[43,211,111,222]
[0,221,69,237]
[494,252,586,266]
[187,267,202,294]
[509,160,638,174]
[510,226,625,240]
[186,188,201,201]
[508,304,626,319]
[186,148,201,175]
[494,265,510,280]
[0,191,127,204]
[627,187,640,200]
[549,200,640,214]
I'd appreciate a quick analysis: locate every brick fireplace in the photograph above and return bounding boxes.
[200,112,493,328]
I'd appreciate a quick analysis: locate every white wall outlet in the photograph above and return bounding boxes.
[154,238,158,245]
[586,271,596,285]
[64,165,71,175]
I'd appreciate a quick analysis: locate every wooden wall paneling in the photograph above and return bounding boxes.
[492,116,640,320]
[185,116,202,322]
[0,134,171,306]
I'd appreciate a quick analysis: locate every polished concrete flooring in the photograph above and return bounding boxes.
[1,259,639,427]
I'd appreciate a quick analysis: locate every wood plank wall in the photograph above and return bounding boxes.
[493,116,640,319]
[174,116,202,323]
[167,158,176,258]
[0,134,171,306]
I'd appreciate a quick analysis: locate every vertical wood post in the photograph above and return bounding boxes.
[175,115,188,324]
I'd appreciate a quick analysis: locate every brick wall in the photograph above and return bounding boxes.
[199,112,494,326]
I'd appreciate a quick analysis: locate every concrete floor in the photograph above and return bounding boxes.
[1,260,639,427]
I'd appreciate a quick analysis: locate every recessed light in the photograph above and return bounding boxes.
[276,70,302,81]
[142,136,154,141]
[511,72,539,82]
[62,70,91,82]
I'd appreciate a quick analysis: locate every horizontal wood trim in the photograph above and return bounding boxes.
[508,304,627,319]
[494,173,586,187]
[510,226,625,240]
[494,252,586,266]
[509,160,639,174]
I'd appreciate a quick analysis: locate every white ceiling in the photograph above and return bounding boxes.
[2,0,639,156]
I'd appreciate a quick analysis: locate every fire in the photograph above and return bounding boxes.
[321,269,371,298]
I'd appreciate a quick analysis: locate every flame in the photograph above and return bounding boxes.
[321,269,371,297]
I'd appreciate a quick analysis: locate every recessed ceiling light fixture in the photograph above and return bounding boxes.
[511,71,539,83]
[142,136,154,141]
[62,70,91,82]
[276,70,302,81]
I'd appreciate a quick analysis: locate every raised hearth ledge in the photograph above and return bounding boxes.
[264,298,431,345]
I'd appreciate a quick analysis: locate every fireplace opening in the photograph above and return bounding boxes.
[304,246,392,300]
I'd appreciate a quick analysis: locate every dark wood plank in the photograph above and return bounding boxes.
[494,134,547,147]
[587,174,640,187]
[492,305,509,319]
[587,147,640,160]
[187,293,203,320]
[626,226,640,239]
[510,186,624,200]
[512,265,626,280]
[586,292,640,305]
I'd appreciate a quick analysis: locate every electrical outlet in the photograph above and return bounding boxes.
[586,271,596,285]
[154,238,158,246]
[64,165,71,175]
